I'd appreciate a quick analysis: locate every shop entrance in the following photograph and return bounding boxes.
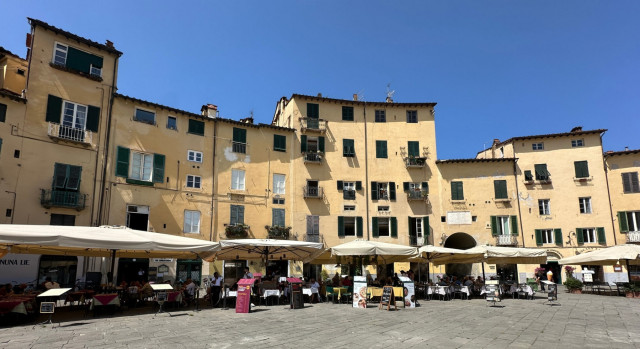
[303,264,322,282]
[38,255,77,288]
[539,262,562,284]
[443,232,477,277]
[117,258,149,284]
[223,260,246,288]
[496,264,518,283]
[267,260,289,279]
[177,259,202,284]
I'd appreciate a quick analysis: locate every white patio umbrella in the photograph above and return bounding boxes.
[209,239,325,262]
[429,245,548,265]
[308,240,419,265]
[558,244,640,281]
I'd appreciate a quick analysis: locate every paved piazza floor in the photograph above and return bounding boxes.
[1,288,639,348]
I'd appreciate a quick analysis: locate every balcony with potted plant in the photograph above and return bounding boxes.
[265,225,292,240]
[225,224,249,239]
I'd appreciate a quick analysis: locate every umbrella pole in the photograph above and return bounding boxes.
[482,262,486,280]
[109,250,116,284]
[626,260,631,283]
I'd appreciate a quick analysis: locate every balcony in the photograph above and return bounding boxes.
[405,157,427,168]
[40,189,86,210]
[232,141,248,154]
[303,152,323,164]
[300,118,327,133]
[407,190,428,201]
[304,233,322,243]
[48,122,92,145]
[265,225,292,240]
[627,231,640,244]
[409,235,420,246]
[496,235,518,246]
[225,224,249,239]
[343,190,356,200]
[303,186,323,199]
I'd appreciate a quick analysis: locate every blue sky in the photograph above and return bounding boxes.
[2,1,639,158]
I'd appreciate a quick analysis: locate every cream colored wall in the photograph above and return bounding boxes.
[606,152,640,243]
[0,55,28,95]
[106,97,214,240]
[0,96,26,224]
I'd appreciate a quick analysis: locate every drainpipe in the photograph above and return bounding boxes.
[90,86,106,225]
[513,159,525,248]
[210,120,217,242]
[601,132,617,245]
[363,101,370,240]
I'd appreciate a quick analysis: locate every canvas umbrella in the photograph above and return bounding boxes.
[558,244,640,281]
[209,239,325,263]
[308,240,419,265]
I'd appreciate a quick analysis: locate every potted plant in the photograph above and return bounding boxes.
[265,225,291,240]
[564,277,583,294]
[623,283,640,298]
[225,224,249,239]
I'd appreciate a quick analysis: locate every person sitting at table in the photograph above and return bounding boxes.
[437,277,449,286]
[385,277,394,286]
[475,276,484,286]
[332,272,340,287]
[309,278,321,303]
[139,280,154,301]
[463,276,474,287]
[242,267,253,279]
[341,276,352,287]
[407,270,415,281]
[44,277,60,289]
[452,276,462,286]
[181,278,196,306]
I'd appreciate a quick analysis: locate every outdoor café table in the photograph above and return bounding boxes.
[65,290,95,306]
[509,284,534,299]
[427,285,451,300]
[261,289,280,305]
[166,291,182,303]
[480,285,502,298]
[0,296,35,315]
[367,286,405,306]
[457,286,471,298]
[302,288,312,297]
[90,293,120,310]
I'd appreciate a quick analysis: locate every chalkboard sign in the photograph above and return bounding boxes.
[157,292,167,303]
[40,302,55,314]
[379,286,395,311]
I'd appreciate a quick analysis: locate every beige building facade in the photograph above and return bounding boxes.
[605,149,640,248]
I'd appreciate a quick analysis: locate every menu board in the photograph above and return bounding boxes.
[40,302,55,314]
[235,285,251,313]
[379,286,395,310]
[352,276,367,308]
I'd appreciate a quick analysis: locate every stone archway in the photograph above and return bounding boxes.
[443,232,477,277]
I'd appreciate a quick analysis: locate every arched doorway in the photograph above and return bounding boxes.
[443,233,477,277]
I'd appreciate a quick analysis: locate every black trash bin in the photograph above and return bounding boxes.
[287,277,304,309]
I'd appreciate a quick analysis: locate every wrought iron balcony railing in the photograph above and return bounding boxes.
[405,157,427,168]
[407,190,428,201]
[48,122,92,144]
[301,117,327,132]
[303,186,323,199]
[496,235,518,246]
[40,189,86,210]
[304,152,322,163]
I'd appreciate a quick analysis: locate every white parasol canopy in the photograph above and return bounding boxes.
[429,245,548,265]
[416,245,484,263]
[210,239,324,262]
[309,240,419,264]
[558,244,640,266]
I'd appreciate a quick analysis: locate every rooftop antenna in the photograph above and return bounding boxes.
[356,89,365,102]
[385,83,395,103]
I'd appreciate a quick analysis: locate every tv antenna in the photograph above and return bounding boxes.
[385,83,395,103]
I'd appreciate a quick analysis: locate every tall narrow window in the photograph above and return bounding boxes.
[375,110,386,122]
[167,116,177,130]
[343,139,355,157]
[231,169,245,190]
[451,181,464,200]
[579,197,592,214]
[184,210,201,233]
[232,128,247,154]
[342,106,354,121]
[53,43,68,65]
[622,172,640,193]
[375,140,387,158]
[494,180,508,199]
[538,199,550,215]
[186,175,201,189]
[230,205,245,225]
[273,174,285,195]
[406,110,417,123]
[130,152,153,181]
[272,208,285,227]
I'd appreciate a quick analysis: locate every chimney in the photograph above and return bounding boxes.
[570,126,583,133]
[201,104,218,118]
[385,96,393,103]
[317,93,322,98]
[605,151,613,154]
[493,139,500,146]
[625,147,629,151]
[105,40,114,49]
[353,94,358,101]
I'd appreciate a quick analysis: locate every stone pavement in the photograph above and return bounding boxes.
[1,288,639,348]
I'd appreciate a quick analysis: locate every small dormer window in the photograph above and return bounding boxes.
[17,69,25,76]
[571,139,584,147]
[90,65,102,77]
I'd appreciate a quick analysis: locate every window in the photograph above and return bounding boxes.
[535,228,562,246]
[188,150,203,163]
[538,199,550,215]
[534,164,550,181]
[230,205,245,225]
[186,175,201,189]
[378,206,389,213]
[184,210,201,233]
[342,106,354,121]
[541,229,554,244]
[53,43,68,65]
[571,139,584,147]
[300,135,325,154]
[372,217,397,238]
[273,174,285,195]
[494,180,508,199]
[407,141,420,157]
[406,110,417,123]
[579,228,597,243]
[62,101,87,131]
[0,138,2,156]
[231,169,245,190]
[344,205,356,211]
[451,181,464,200]
[343,139,355,157]
[524,170,533,181]
[622,172,640,193]
[17,69,25,76]
[574,161,589,178]
[272,208,285,227]
[273,197,285,205]
[532,143,544,150]
[167,116,177,130]
[375,140,387,158]
[307,103,319,118]
[371,181,395,200]
[375,110,386,122]
[307,215,319,237]
[52,163,82,191]
[130,152,154,181]
[188,119,205,136]
[343,217,356,236]
[621,211,640,232]
[579,197,592,214]
[273,134,286,152]
[0,103,6,122]
[90,65,101,77]
[50,214,76,226]
[52,42,103,77]
[494,216,510,235]
[134,108,156,125]
[232,128,247,154]
[342,181,356,200]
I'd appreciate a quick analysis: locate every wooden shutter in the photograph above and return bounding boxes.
[300,135,307,153]
[319,136,325,153]
[233,128,246,143]
[66,47,103,73]
[52,163,68,188]
[371,181,378,200]
[423,216,430,237]
[230,205,238,225]
[510,216,518,235]
[342,106,354,121]
[338,216,345,237]
[152,154,165,183]
[356,217,363,237]
[408,141,419,157]
[490,216,498,236]
[494,180,507,199]
[188,119,205,136]
[451,182,463,200]
[524,170,533,181]
[597,227,606,244]
[337,181,344,190]
[421,182,429,194]
[390,217,397,238]
[115,146,130,178]
[403,182,409,191]
[574,161,589,178]
[372,217,379,238]
[86,105,100,132]
[534,164,549,180]
[46,95,63,123]
[618,212,629,233]
[307,103,319,118]
[238,206,245,224]
[625,172,640,193]
[554,229,563,246]
[576,228,584,244]
[66,165,82,190]
[389,182,396,200]
[356,181,362,190]
[273,135,286,151]
[535,230,542,246]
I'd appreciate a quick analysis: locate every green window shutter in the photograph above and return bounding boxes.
[307,103,319,118]
[319,136,325,153]
[371,182,378,200]
[535,230,542,246]
[53,163,68,189]
[618,212,629,233]
[300,135,307,153]
[273,135,286,152]
[490,216,498,236]
[574,161,589,178]
[597,227,606,244]
[408,141,419,157]
[421,182,429,194]
[152,154,165,183]
[232,128,246,143]
[66,165,82,190]
[355,181,362,190]
[376,141,387,158]
[389,182,396,200]
[403,182,409,191]
[390,217,398,238]
[382,141,387,158]
[342,106,354,121]
[423,216,430,237]
[46,95,63,123]
[372,217,379,238]
[238,206,245,224]
[510,215,518,236]
[524,170,533,181]
[0,103,6,122]
[343,139,354,157]
[534,164,549,180]
[115,146,130,177]
[576,228,584,245]
[554,229,563,246]
[337,181,344,190]
[188,119,205,136]
[494,180,507,199]
[451,181,463,200]
[230,205,238,225]
[338,216,345,237]
[0,138,3,156]
[66,47,103,74]
[86,105,100,132]
[356,217,363,237]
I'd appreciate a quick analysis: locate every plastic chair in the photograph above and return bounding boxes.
[325,286,336,303]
